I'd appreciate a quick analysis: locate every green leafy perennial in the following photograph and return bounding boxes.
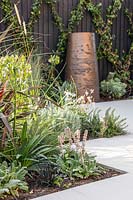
[0,161,28,198]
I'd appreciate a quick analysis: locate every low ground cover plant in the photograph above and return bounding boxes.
[55,129,99,182]
[100,72,127,99]
[102,108,127,137]
[0,161,28,198]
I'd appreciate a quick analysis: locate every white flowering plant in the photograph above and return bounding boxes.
[55,128,99,180]
[63,89,95,106]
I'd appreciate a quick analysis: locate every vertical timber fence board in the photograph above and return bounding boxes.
[0,0,133,81]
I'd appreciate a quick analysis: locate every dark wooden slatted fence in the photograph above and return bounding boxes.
[0,0,133,81]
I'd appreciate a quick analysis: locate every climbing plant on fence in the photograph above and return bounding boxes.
[86,0,133,88]
[0,0,133,88]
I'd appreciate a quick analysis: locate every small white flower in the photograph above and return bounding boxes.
[77,148,82,154]
[61,149,66,154]
[85,90,89,96]
[70,143,77,151]
[90,89,94,94]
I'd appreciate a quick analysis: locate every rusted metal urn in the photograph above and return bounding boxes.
[66,32,99,102]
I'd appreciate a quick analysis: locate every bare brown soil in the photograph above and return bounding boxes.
[5,167,125,200]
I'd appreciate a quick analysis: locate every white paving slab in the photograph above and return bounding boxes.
[87,99,133,173]
[95,99,133,132]
[32,100,133,200]
[87,135,133,173]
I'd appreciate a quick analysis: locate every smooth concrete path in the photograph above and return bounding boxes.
[32,100,133,200]
[87,100,133,173]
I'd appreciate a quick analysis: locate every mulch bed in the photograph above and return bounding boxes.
[5,166,125,200]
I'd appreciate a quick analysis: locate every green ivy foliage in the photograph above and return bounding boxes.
[1,0,133,86]
[28,0,43,32]
[86,0,132,83]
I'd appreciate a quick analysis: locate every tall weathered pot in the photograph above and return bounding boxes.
[66,32,99,102]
